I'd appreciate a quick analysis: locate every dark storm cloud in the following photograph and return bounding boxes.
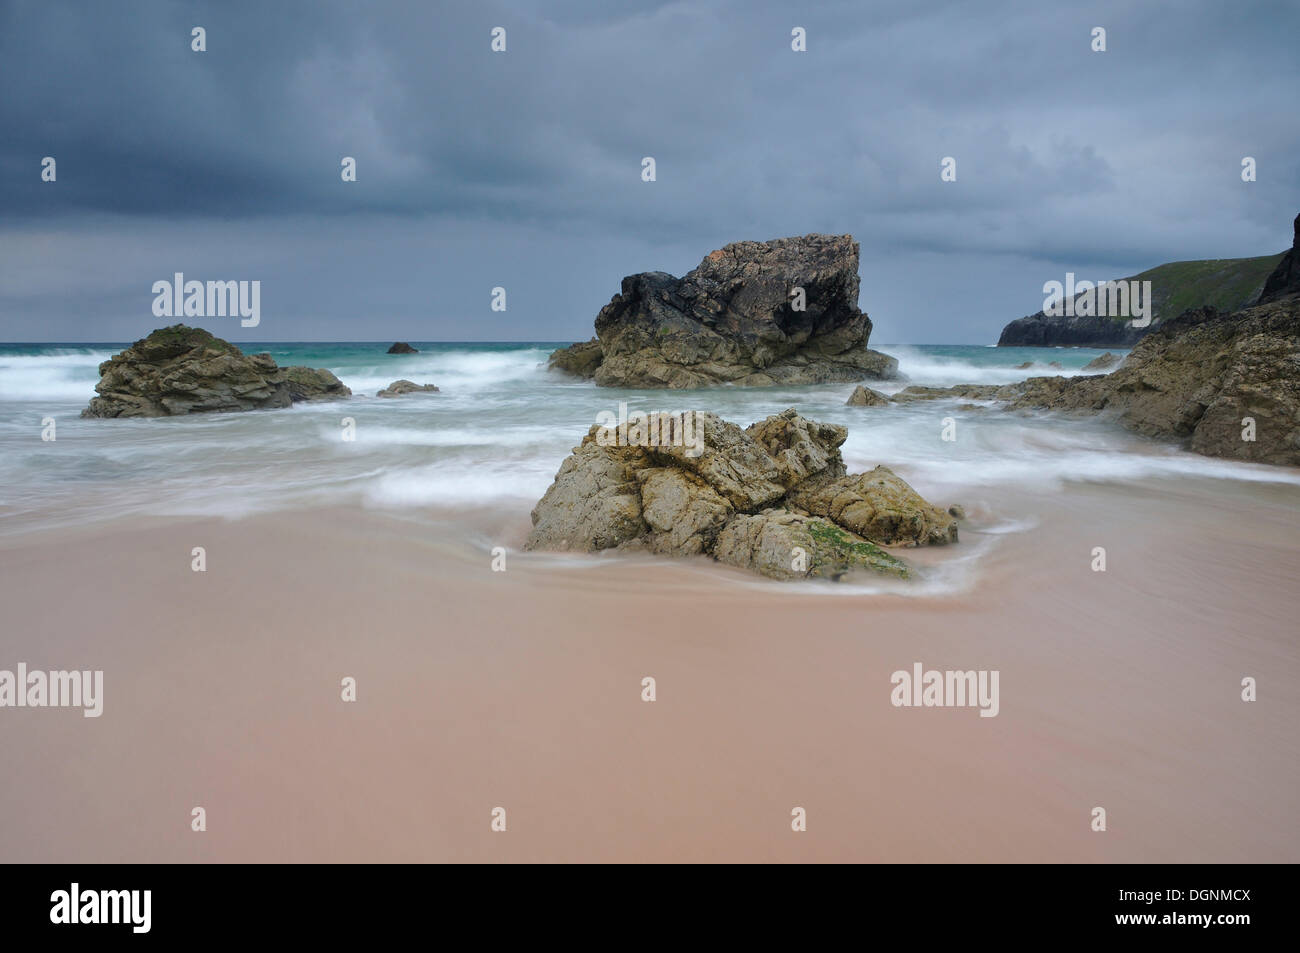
[1,0,1297,342]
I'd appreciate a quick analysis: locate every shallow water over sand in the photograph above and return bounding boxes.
[1,342,1297,861]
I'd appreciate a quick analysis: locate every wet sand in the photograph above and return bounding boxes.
[0,477,1298,862]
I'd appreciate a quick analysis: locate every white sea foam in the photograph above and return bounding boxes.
[0,350,113,401]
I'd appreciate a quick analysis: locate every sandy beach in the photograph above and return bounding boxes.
[2,472,1297,863]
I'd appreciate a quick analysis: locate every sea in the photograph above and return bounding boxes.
[2,341,1298,542]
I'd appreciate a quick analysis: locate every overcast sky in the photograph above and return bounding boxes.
[1,0,1296,344]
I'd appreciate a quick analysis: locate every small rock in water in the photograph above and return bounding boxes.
[387,342,418,354]
[80,324,350,418]
[376,379,439,398]
[846,384,891,406]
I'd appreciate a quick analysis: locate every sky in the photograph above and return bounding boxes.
[1,0,1297,344]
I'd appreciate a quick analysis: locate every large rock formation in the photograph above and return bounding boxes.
[996,252,1284,347]
[81,325,351,418]
[891,292,1300,466]
[547,235,899,388]
[524,408,958,581]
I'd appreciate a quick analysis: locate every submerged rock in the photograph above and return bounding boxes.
[547,234,898,388]
[376,379,439,398]
[387,342,418,354]
[524,408,956,580]
[80,325,351,418]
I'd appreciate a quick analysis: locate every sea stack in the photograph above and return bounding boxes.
[547,234,899,388]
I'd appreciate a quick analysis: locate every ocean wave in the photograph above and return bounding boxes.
[0,350,112,401]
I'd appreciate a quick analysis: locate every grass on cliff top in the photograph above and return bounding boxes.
[1134,253,1285,321]
[1084,253,1285,325]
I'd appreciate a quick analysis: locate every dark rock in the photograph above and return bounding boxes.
[548,235,898,388]
[387,342,418,354]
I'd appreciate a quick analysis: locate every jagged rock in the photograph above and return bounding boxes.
[80,325,351,418]
[637,467,733,556]
[376,380,439,398]
[387,342,418,354]
[898,290,1300,465]
[525,409,956,580]
[646,412,788,511]
[787,467,958,547]
[546,338,603,378]
[1008,299,1300,464]
[846,384,891,406]
[281,366,350,402]
[743,408,847,489]
[1082,352,1122,371]
[547,234,898,388]
[524,438,649,552]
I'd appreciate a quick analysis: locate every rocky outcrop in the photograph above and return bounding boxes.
[524,408,957,581]
[80,325,351,418]
[376,380,439,398]
[1010,297,1300,464]
[1256,213,1300,305]
[889,294,1300,466]
[786,468,959,547]
[547,235,899,388]
[387,342,418,354]
[1081,352,1122,372]
[547,338,603,377]
[846,384,890,406]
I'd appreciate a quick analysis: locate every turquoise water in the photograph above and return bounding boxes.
[2,340,1295,540]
